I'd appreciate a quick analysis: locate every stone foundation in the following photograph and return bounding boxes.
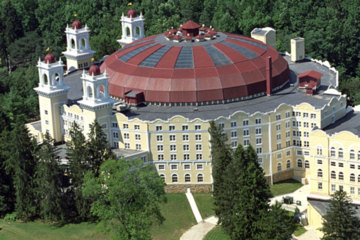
[165,184,212,193]
[273,169,294,183]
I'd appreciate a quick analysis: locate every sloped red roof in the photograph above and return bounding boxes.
[182,20,200,29]
[298,70,323,80]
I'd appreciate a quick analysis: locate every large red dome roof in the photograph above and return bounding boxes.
[101,25,289,104]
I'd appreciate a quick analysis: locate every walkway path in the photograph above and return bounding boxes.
[180,216,217,240]
[185,188,203,223]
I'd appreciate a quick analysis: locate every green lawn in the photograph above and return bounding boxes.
[193,193,214,219]
[150,193,196,240]
[204,226,231,240]
[270,179,303,196]
[0,193,195,240]
[0,221,105,240]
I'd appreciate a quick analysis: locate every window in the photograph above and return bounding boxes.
[156,135,163,142]
[136,144,141,150]
[243,129,249,136]
[231,131,237,138]
[183,145,189,151]
[277,153,282,159]
[304,151,310,156]
[305,160,310,168]
[358,174,360,183]
[277,143,281,150]
[184,174,191,182]
[172,174,178,183]
[255,127,262,135]
[256,147,262,154]
[196,144,202,151]
[125,143,130,149]
[339,162,344,168]
[277,163,282,172]
[196,154,202,160]
[358,188,360,196]
[158,154,164,161]
[339,185,343,191]
[331,161,336,166]
[243,119,249,126]
[112,122,118,128]
[113,142,119,148]
[156,125,162,131]
[184,164,191,170]
[286,160,291,169]
[135,134,141,140]
[258,158,263,164]
[169,135,176,141]
[331,147,336,157]
[45,110,48,115]
[339,172,344,181]
[317,159,322,165]
[311,123,317,128]
[317,147,322,156]
[123,123,128,129]
[303,112,308,118]
[350,164,355,169]
[358,151,360,160]
[197,174,203,182]
[170,154,177,160]
[232,141,237,148]
[286,121,290,128]
[170,145,176,151]
[183,134,189,141]
[182,125,188,131]
[184,154,190,160]
[276,134,281,140]
[218,122,225,129]
[287,151,291,156]
[256,138,262,145]
[169,125,175,131]
[304,132,309,138]
[331,171,336,179]
[317,169,323,178]
[276,124,281,131]
[244,139,250,146]
[318,182,322,190]
[171,164,178,170]
[231,121,237,127]
[255,118,261,124]
[134,124,140,130]
[158,164,165,170]
[331,184,336,192]
[159,174,165,180]
[351,187,355,195]
[311,113,316,119]
[350,173,355,182]
[286,141,291,147]
[350,150,355,160]
[338,148,343,158]
[195,134,202,141]
[195,125,201,130]
[276,114,281,120]
[196,164,203,170]
[157,145,163,152]
[303,122,309,128]
[297,159,303,168]
[45,120,49,125]
[286,111,290,118]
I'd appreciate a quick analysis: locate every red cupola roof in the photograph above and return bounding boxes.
[44,53,55,64]
[89,64,101,76]
[182,20,200,29]
[127,9,137,18]
[72,20,82,29]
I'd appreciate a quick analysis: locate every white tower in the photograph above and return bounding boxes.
[62,20,96,72]
[78,65,115,137]
[117,9,145,47]
[34,53,70,142]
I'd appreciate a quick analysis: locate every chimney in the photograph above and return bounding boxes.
[266,56,272,96]
[291,37,305,62]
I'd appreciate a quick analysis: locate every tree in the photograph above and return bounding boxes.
[321,190,360,240]
[35,132,64,221]
[208,121,232,222]
[66,122,91,221]
[83,158,166,240]
[87,120,115,177]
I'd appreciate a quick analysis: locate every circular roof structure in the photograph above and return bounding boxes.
[72,20,82,29]
[89,64,100,76]
[101,21,289,104]
[127,9,137,18]
[44,53,55,64]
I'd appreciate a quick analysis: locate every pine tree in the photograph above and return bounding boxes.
[322,190,360,240]
[208,121,232,221]
[87,120,114,177]
[35,132,64,221]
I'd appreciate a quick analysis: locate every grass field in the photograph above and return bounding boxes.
[270,179,303,196]
[204,226,231,240]
[0,193,195,240]
[192,193,214,219]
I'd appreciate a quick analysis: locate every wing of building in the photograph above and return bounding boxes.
[26,8,360,230]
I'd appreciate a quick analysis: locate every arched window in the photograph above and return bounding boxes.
[358,151,360,160]
[185,174,191,183]
[87,86,93,98]
[358,174,360,183]
[43,74,48,85]
[136,26,140,35]
[338,148,343,158]
[338,172,344,181]
[98,85,105,98]
[172,174,178,183]
[330,147,336,157]
[286,160,291,169]
[54,72,60,85]
[317,169,323,178]
[350,149,355,160]
[297,159,302,168]
[81,38,86,49]
[197,174,203,182]
[305,160,310,168]
[317,146,322,156]
[350,173,355,182]
[71,38,76,48]
[277,163,282,172]
[159,174,165,181]
[126,27,130,36]
[331,171,336,179]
